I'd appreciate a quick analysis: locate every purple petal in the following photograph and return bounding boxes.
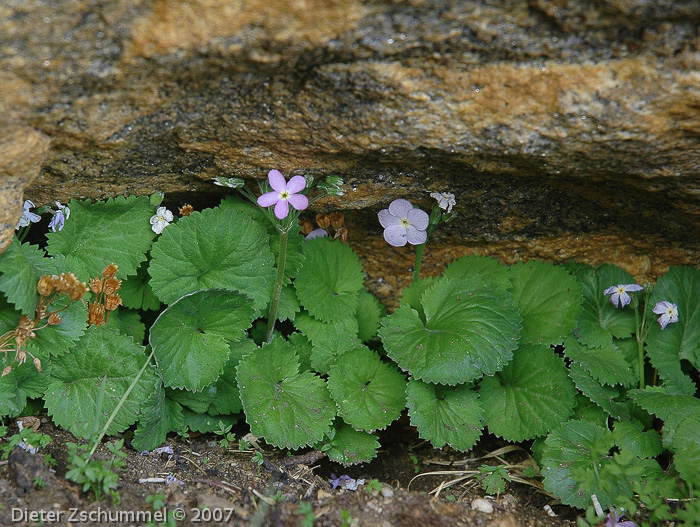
[268,169,287,192]
[286,175,307,194]
[274,200,290,219]
[378,209,399,228]
[287,193,309,211]
[407,208,429,230]
[305,228,328,241]
[384,225,408,246]
[658,314,670,330]
[619,292,632,308]
[405,226,427,245]
[652,301,672,315]
[623,284,643,292]
[388,199,414,218]
[258,192,280,208]
[603,286,618,295]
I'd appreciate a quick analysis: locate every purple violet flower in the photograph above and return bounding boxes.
[48,201,70,232]
[378,199,429,247]
[257,169,309,219]
[15,200,42,229]
[605,510,637,527]
[652,301,679,330]
[304,228,328,241]
[603,284,643,308]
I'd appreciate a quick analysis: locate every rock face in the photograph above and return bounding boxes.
[2,0,699,299]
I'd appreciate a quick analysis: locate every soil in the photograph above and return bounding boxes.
[0,415,579,527]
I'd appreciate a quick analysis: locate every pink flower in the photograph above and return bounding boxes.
[257,170,309,219]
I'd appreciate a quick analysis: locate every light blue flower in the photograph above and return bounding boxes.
[15,200,42,229]
[378,199,429,247]
[48,201,70,232]
[603,284,643,308]
[652,301,679,330]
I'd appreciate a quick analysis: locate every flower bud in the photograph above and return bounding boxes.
[17,350,27,364]
[149,191,165,206]
[213,176,245,188]
[2,366,12,377]
[33,357,42,372]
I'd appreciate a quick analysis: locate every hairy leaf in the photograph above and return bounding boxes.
[321,422,380,466]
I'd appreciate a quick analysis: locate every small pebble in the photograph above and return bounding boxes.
[380,486,394,499]
[471,498,494,514]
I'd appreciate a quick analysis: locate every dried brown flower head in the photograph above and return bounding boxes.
[102,264,119,279]
[37,275,56,296]
[334,226,349,243]
[47,313,62,326]
[316,213,331,229]
[88,302,106,326]
[179,204,194,216]
[104,294,123,311]
[103,277,122,295]
[299,219,314,235]
[329,212,345,228]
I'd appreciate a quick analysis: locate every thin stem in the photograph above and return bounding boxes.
[413,243,425,283]
[265,229,289,343]
[88,347,155,459]
[634,304,645,389]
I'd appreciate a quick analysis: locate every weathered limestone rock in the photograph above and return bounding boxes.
[2,0,699,295]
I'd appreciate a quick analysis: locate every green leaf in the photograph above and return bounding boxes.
[629,388,700,450]
[508,261,582,345]
[288,332,313,373]
[568,362,632,420]
[327,347,406,432]
[119,259,161,311]
[356,289,386,342]
[236,338,335,449]
[321,422,380,466]
[0,238,51,315]
[182,408,238,434]
[148,206,275,310]
[149,290,255,391]
[0,352,50,418]
[46,196,156,277]
[397,276,438,319]
[380,275,521,385]
[480,344,576,441]
[276,284,300,322]
[406,378,483,451]
[294,238,364,323]
[573,264,638,347]
[443,254,511,291]
[25,296,87,357]
[646,266,700,391]
[541,420,635,509]
[106,309,146,344]
[563,335,636,387]
[44,326,156,438]
[293,311,361,374]
[612,421,663,459]
[132,381,185,452]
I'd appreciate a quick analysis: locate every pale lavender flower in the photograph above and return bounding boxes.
[430,192,456,213]
[150,206,173,234]
[652,301,679,330]
[48,201,70,232]
[257,169,309,219]
[15,200,42,229]
[329,473,365,491]
[605,510,637,527]
[378,199,429,247]
[304,228,328,241]
[166,475,183,486]
[603,284,643,308]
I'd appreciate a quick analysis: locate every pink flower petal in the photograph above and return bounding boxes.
[258,192,280,207]
[407,208,429,230]
[268,169,287,192]
[286,175,307,194]
[378,209,400,228]
[388,199,414,218]
[406,226,427,245]
[274,200,290,219]
[287,193,309,211]
[384,225,408,246]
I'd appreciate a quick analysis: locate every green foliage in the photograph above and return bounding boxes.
[475,465,511,495]
[236,338,336,449]
[321,422,380,465]
[65,439,127,505]
[0,238,52,315]
[380,275,521,385]
[0,426,52,459]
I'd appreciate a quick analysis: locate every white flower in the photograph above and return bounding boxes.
[652,301,679,330]
[15,200,42,229]
[150,206,173,234]
[603,284,643,308]
[48,201,70,232]
[378,199,429,247]
[430,192,456,213]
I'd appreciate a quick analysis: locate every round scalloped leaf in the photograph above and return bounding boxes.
[294,238,364,323]
[356,289,386,342]
[119,259,161,311]
[647,266,700,385]
[182,408,239,434]
[379,275,521,385]
[322,423,380,466]
[612,420,663,459]
[236,338,335,449]
[149,290,256,391]
[132,382,185,452]
[0,238,52,315]
[406,378,483,451]
[148,206,275,309]
[47,196,156,277]
[44,326,156,439]
[563,335,636,387]
[572,264,638,348]
[443,254,511,292]
[294,312,361,374]
[25,296,87,357]
[327,346,406,432]
[508,261,582,346]
[568,362,631,420]
[541,420,652,509]
[0,350,50,418]
[480,344,576,441]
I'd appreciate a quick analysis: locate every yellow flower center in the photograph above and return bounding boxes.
[280,190,290,200]
[400,218,410,228]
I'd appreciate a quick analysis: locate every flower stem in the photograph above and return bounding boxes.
[413,243,425,283]
[265,228,289,343]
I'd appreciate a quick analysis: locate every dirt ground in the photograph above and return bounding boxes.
[0,414,580,527]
